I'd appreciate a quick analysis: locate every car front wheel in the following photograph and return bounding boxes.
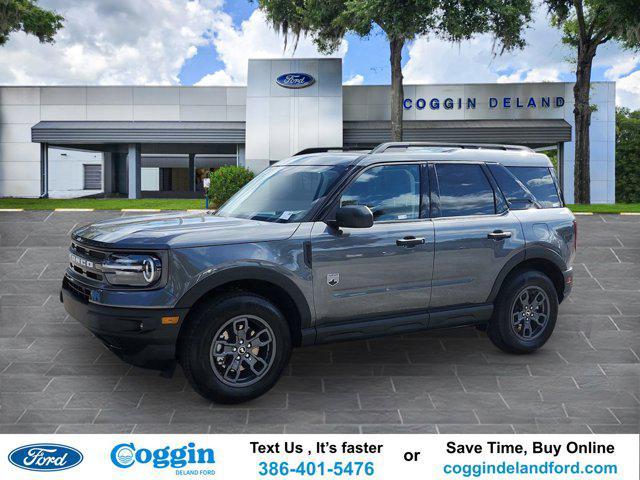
[487,270,558,354]
[179,292,291,403]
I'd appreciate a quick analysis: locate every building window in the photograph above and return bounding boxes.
[83,164,102,190]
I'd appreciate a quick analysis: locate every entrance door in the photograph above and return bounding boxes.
[311,163,434,325]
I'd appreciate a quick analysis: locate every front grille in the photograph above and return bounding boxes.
[71,242,108,261]
[69,242,106,282]
[64,276,91,302]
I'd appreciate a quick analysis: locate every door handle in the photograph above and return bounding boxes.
[487,230,512,240]
[396,236,426,247]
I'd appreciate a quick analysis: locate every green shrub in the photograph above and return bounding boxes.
[616,108,640,203]
[207,166,255,208]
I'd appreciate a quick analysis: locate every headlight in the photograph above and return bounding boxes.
[102,254,162,287]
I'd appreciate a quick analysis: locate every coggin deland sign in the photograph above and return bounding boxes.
[274,71,566,113]
[403,95,565,110]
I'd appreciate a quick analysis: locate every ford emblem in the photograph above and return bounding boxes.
[8,444,83,472]
[275,73,315,89]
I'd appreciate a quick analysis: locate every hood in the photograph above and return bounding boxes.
[72,212,301,249]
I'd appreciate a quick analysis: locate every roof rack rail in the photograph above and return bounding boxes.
[371,142,533,153]
[293,146,371,156]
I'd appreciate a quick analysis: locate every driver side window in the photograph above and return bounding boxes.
[340,164,421,221]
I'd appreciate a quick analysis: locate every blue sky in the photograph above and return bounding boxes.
[178,1,402,86]
[177,0,612,86]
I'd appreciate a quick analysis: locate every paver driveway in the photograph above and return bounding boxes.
[0,211,638,434]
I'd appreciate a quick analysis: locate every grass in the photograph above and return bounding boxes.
[0,197,639,213]
[0,198,207,210]
[567,203,640,214]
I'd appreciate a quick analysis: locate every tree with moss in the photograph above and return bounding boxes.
[0,0,63,46]
[544,0,640,204]
[258,0,532,142]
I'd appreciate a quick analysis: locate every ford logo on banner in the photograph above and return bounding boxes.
[276,73,315,89]
[8,444,83,472]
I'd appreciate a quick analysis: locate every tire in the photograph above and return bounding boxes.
[487,270,558,354]
[179,292,292,404]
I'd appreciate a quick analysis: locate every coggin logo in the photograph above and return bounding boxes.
[111,442,215,470]
[8,444,83,472]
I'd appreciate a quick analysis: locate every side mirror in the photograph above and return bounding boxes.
[335,205,374,228]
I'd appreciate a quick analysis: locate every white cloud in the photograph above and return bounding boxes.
[0,0,224,85]
[198,9,348,85]
[343,74,364,85]
[403,9,572,84]
[195,70,236,86]
[617,70,640,110]
[599,51,640,109]
[497,67,561,83]
[604,54,639,81]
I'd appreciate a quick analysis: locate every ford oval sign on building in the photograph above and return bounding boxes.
[276,72,315,89]
[8,444,83,472]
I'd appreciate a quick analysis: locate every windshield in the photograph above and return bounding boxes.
[216,165,347,223]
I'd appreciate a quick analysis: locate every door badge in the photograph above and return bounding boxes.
[327,273,340,286]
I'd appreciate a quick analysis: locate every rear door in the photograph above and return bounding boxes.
[430,162,525,308]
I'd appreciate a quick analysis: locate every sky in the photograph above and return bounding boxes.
[0,0,638,108]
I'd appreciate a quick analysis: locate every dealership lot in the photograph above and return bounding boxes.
[0,211,638,434]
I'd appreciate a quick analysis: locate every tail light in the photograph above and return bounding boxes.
[572,219,577,250]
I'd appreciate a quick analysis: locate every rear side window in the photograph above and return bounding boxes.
[487,164,535,203]
[434,163,496,217]
[507,167,562,208]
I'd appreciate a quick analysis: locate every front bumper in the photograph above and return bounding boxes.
[61,276,188,370]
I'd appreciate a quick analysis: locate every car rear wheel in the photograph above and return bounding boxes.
[179,292,291,403]
[487,270,558,354]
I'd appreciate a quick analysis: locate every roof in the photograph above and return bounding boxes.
[32,121,246,144]
[276,152,365,167]
[281,144,553,168]
[362,148,553,167]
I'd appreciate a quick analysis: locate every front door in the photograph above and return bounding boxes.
[429,162,525,308]
[311,163,434,325]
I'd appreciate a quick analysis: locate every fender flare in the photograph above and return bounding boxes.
[174,266,313,330]
[487,246,567,303]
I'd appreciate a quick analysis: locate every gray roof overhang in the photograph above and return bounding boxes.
[344,119,572,146]
[32,121,246,144]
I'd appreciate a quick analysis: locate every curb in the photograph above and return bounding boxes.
[54,208,95,212]
[121,208,162,212]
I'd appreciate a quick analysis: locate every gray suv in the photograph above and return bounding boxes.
[61,142,576,403]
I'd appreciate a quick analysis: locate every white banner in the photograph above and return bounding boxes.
[1,434,638,479]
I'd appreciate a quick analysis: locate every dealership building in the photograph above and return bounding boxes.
[0,58,616,203]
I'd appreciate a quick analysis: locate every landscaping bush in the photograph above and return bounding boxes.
[207,166,255,208]
[616,108,640,203]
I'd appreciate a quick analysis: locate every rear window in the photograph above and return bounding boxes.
[507,166,562,208]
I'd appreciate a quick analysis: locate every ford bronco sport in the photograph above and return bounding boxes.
[61,142,576,403]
